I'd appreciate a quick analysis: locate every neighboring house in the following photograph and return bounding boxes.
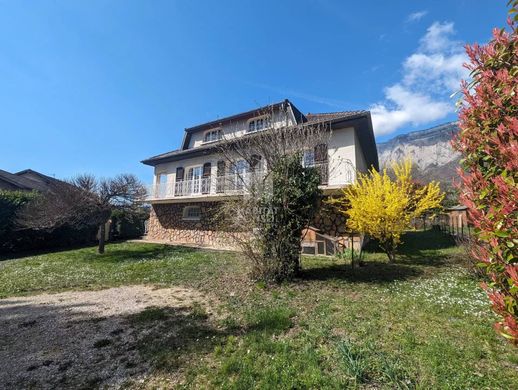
[441,205,470,237]
[0,169,115,246]
[0,169,62,192]
[141,99,379,250]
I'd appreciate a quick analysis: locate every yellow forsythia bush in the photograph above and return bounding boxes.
[339,160,443,262]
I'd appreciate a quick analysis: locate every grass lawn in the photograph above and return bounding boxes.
[1,230,517,389]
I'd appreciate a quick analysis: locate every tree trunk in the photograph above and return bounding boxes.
[387,251,395,263]
[98,222,106,254]
[380,242,395,263]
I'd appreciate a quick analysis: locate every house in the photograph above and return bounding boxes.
[0,169,63,192]
[141,99,379,250]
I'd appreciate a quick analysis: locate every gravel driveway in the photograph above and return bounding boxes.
[0,286,211,389]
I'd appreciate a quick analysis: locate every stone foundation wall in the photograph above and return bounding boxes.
[148,197,351,251]
[312,198,348,237]
[148,201,241,249]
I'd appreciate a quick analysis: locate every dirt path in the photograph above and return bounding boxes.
[0,286,214,389]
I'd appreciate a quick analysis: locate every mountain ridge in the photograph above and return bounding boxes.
[376,122,460,185]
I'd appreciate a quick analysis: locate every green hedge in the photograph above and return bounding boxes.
[110,208,149,240]
[0,190,37,236]
[0,190,97,254]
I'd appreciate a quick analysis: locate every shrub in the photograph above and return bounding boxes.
[452,7,518,343]
[0,189,98,254]
[254,154,321,281]
[110,208,149,240]
[335,160,443,262]
[0,190,37,236]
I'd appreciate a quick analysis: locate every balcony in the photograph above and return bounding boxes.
[146,162,353,201]
[147,171,265,201]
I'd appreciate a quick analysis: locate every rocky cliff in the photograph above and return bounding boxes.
[376,122,460,185]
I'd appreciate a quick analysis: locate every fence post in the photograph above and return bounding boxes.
[350,233,355,269]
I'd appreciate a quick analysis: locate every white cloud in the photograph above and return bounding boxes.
[407,10,428,23]
[419,21,456,52]
[370,21,469,136]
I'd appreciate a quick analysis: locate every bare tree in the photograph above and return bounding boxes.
[215,104,334,281]
[18,174,146,254]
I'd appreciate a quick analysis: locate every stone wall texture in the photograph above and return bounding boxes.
[147,201,240,249]
[148,197,350,250]
[311,197,348,237]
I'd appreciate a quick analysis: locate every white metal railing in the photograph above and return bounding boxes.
[311,162,329,185]
[147,170,265,200]
[146,161,355,201]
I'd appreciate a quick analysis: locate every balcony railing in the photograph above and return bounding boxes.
[146,162,354,201]
[147,170,265,200]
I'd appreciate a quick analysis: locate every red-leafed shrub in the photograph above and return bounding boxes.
[452,5,518,344]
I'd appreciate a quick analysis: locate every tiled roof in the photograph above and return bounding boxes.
[142,106,371,166]
[0,169,36,190]
[305,110,367,123]
[0,169,64,191]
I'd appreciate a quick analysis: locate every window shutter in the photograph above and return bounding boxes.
[249,155,261,172]
[176,167,184,182]
[313,144,328,185]
[314,144,328,163]
[217,161,226,176]
[203,162,211,178]
[216,161,226,193]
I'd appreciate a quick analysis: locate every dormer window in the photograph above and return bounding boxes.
[247,117,268,133]
[203,129,222,143]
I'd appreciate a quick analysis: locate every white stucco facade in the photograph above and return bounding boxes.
[143,101,378,202]
[153,125,360,191]
[187,110,297,149]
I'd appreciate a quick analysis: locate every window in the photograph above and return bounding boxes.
[156,172,167,184]
[183,206,201,220]
[154,173,167,198]
[187,166,203,194]
[247,117,269,133]
[203,129,222,143]
[302,150,315,167]
[229,160,248,190]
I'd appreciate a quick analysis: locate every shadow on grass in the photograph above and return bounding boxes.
[88,245,202,264]
[0,242,205,263]
[301,230,458,283]
[0,241,100,261]
[299,261,422,284]
[363,230,457,267]
[128,305,230,373]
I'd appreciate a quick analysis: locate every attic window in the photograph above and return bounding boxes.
[247,117,268,133]
[203,129,222,143]
[182,206,201,221]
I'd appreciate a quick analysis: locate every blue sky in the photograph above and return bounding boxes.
[0,1,506,182]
